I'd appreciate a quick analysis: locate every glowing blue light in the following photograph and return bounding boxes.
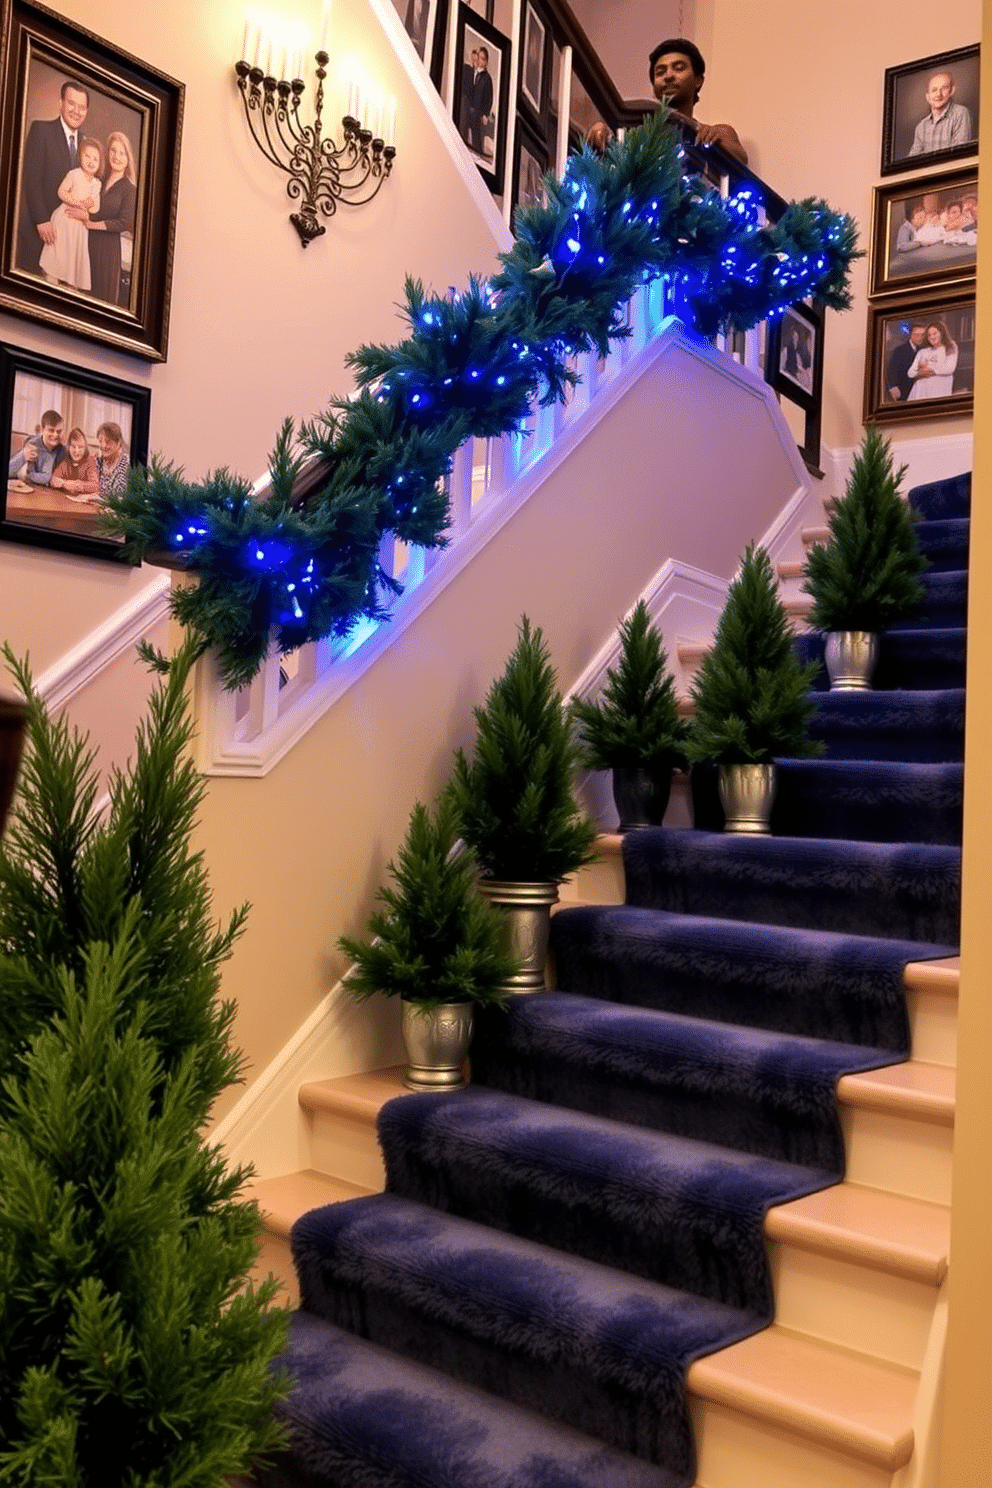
[470,369,481,379]
[423,311,435,325]
[496,375,506,385]
[566,237,581,253]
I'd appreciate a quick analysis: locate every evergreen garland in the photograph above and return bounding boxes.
[450,616,597,884]
[687,543,822,764]
[802,425,927,633]
[0,640,287,1486]
[571,600,688,773]
[338,794,518,1011]
[102,111,860,690]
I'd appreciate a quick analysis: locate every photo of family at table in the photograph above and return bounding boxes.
[6,371,132,539]
[14,58,143,312]
[888,182,978,281]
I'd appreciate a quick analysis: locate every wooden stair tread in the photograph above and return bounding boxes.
[687,1325,917,1471]
[836,1060,955,1125]
[247,1170,373,1238]
[765,1181,950,1285]
[777,559,807,581]
[678,639,709,666]
[802,525,830,547]
[904,955,959,994]
[299,1066,408,1121]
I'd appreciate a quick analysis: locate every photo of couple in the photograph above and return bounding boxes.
[14,59,142,312]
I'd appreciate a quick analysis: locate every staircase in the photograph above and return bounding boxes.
[246,471,967,1488]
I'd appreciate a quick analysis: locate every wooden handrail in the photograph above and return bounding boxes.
[0,689,28,842]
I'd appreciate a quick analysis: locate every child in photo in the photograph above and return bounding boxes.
[38,137,103,292]
[896,202,927,252]
[50,426,99,502]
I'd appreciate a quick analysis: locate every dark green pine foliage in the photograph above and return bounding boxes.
[0,638,287,1487]
[688,544,823,764]
[450,617,598,884]
[802,425,927,633]
[338,794,518,1011]
[571,600,689,773]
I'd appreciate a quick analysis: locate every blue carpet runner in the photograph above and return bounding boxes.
[262,473,967,1488]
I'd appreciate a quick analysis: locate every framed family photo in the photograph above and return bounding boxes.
[881,44,979,176]
[389,0,448,89]
[863,292,975,425]
[869,167,978,297]
[452,4,510,192]
[1,341,148,560]
[512,118,547,217]
[765,300,824,414]
[0,0,184,361]
[520,2,546,116]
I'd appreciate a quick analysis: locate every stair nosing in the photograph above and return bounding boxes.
[299,1067,408,1120]
[836,1060,955,1125]
[764,1182,950,1285]
[686,1325,917,1471]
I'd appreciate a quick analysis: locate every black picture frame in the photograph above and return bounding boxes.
[864,290,975,425]
[452,4,511,192]
[869,166,978,297]
[520,1,546,117]
[766,300,823,414]
[881,44,979,176]
[512,118,548,217]
[1,341,148,560]
[390,0,449,89]
[0,0,184,361]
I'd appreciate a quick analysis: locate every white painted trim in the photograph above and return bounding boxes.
[367,0,512,252]
[199,316,805,777]
[36,574,172,708]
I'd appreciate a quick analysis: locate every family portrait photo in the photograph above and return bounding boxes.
[14,57,144,313]
[1,343,148,560]
[767,299,823,416]
[871,168,978,295]
[452,4,510,191]
[521,2,546,114]
[0,0,184,360]
[390,0,447,86]
[865,296,976,424]
[514,123,547,213]
[778,307,815,395]
[882,44,980,174]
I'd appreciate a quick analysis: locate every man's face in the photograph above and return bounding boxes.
[652,52,701,113]
[926,73,954,114]
[41,421,63,450]
[470,49,478,67]
[945,203,963,230]
[60,87,88,131]
[909,326,927,347]
[478,48,488,71]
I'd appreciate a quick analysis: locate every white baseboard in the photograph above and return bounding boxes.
[36,574,171,708]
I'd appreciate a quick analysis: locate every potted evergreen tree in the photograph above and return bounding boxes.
[0,640,287,1485]
[338,794,518,1089]
[802,425,927,689]
[687,543,822,832]
[449,616,597,991]
[570,599,689,830]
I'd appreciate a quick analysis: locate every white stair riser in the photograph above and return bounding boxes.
[906,988,957,1068]
[768,1243,937,1371]
[689,1396,895,1488]
[840,1107,953,1206]
[306,1109,386,1192]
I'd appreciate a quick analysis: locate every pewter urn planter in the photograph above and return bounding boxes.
[401,999,474,1091]
[611,766,672,831]
[476,879,559,993]
[718,762,777,834]
[824,631,879,691]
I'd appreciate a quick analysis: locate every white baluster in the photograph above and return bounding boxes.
[447,441,474,536]
[245,644,282,739]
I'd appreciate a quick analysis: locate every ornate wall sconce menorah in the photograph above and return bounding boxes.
[234,25,396,247]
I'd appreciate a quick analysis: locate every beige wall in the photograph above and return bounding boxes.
[940,1,991,1479]
[0,0,506,671]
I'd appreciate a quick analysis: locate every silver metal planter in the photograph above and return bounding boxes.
[824,631,879,691]
[718,762,777,834]
[476,879,559,993]
[612,766,672,831]
[401,1000,474,1091]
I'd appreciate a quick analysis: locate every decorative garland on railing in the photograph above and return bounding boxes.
[103,112,859,690]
